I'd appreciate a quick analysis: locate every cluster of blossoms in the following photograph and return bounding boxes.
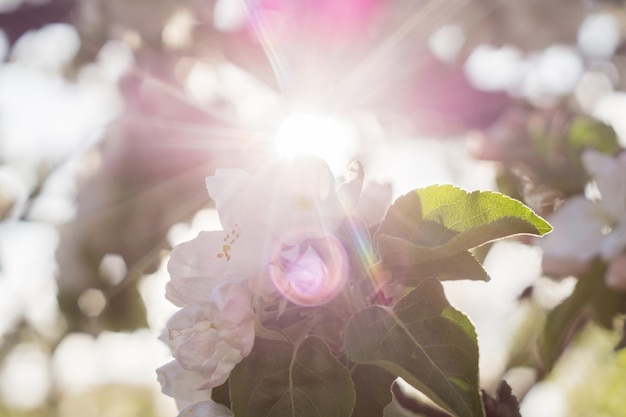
[538,149,626,289]
[156,157,358,416]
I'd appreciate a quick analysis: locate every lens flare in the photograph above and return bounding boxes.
[274,113,357,174]
[269,229,348,306]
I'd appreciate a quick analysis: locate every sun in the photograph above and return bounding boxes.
[274,113,357,173]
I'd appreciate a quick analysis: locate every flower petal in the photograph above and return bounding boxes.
[166,276,215,307]
[168,231,232,280]
[167,231,265,306]
[205,168,254,229]
[156,361,213,409]
[177,400,233,417]
[538,195,604,262]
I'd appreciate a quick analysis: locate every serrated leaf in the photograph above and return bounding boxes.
[482,381,521,417]
[378,185,551,267]
[345,278,484,417]
[230,336,355,417]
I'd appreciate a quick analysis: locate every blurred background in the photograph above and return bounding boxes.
[2,0,626,416]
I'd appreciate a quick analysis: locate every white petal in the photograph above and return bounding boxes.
[205,169,252,229]
[210,283,253,322]
[177,400,233,417]
[156,361,213,409]
[166,232,262,306]
[538,196,604,262]
[168,231,231,280]
[166,276,216,307]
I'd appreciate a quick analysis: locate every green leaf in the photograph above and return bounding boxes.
[378,185,551,267]
[230,336,355,417]
[567,118,620,158]
[390,251,490,284]
[540,261,617,371]
[482,381,521,417]
[351,365,396,417]
[211,379,230,408]
[345,278,484,417]
[540,277,589,372]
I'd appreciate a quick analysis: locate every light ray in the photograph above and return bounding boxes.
[240,0,292,95]
[329,0,470,107]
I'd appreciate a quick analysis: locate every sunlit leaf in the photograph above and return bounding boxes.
[345,278,484,417]
[230,337,355,417]
[378,185,551,269]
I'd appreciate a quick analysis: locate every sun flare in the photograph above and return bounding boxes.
[274,113,357,173]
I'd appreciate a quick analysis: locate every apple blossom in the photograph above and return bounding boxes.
[160,283,255,389]
[159,156,355,415]
[205,156,345,238]
[538,150,626,278]
[166,230,265,307]
[156,361,213,410]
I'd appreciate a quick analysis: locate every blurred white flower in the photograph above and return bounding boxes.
[539,150,626,279]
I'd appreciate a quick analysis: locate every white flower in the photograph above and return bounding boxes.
[166,230,265,307]
[539,150,626,276]
[156,361,213,409]
[162,283,255,389]
[177,400,233,417]
[167,157,347,305]
[159,156,351,413]
[206,156,345,238]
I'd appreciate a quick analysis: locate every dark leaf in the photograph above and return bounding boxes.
[345,278,484,417]
[351,365,396,417]
[482,381,521,417]
[230,337,355,417]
